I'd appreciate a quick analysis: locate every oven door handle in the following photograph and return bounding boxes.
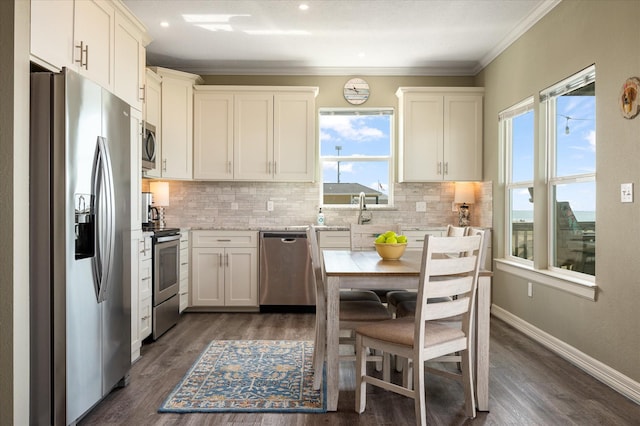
[156,235,180,243]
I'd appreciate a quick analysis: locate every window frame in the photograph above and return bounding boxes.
[501,97,535,266]
[541,65,596,282]
[318,107,395,209]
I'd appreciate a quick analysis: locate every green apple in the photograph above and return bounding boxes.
[384,230,397,239]
[386,236,398,244]
[396,235,407,243]
[375,234,386,244]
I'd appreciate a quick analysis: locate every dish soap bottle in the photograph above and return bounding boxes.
[317,208,325,226]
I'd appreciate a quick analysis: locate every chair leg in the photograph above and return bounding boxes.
[355,334,367,414]
[382,352,391,383]
[312,312,326,390]
[413,355,427,426]
[460,349,477,418]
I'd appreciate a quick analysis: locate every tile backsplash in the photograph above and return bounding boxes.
[143,180,492,230]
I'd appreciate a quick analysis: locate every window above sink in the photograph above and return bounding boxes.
[318,108,394,208]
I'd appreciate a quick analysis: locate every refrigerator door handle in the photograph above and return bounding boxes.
[92,136,116,303]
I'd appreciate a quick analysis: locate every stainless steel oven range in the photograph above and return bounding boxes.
[148,227,181,339]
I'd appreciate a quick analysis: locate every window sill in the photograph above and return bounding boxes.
[494,259,597,301]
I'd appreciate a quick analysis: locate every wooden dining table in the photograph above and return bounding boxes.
[322,249,492,412]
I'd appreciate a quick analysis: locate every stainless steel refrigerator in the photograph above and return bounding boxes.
[30,69,131,425]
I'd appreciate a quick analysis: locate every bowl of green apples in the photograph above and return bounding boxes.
[374,231,407,260]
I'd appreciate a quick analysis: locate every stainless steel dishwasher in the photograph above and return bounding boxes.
[259,231,315,311]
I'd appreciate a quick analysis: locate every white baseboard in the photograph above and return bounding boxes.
[491,304,640,405]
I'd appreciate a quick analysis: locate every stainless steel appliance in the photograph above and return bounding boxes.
[149,228,181,339]
[259,231,315,310]
[29,69,131,425]
[141,191,159,227]
[142,121,156,170]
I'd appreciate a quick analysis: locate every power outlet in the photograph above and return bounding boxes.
[527,282,533,298]
[267,200,274,211]
[621,183,633,203]
[416,201,427,212]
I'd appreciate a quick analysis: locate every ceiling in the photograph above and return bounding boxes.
[123,0,560,76]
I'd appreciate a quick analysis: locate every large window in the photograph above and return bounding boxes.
[319,109,393,206]
[501,98,534,262]
[541,66,596,277]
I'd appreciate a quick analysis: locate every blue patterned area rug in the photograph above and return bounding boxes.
[159,340,326,413]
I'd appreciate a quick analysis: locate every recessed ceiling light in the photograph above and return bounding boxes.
[160,21,169,28]
[299,4,309,11]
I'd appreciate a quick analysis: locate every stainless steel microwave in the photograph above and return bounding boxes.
[142,122,156,170]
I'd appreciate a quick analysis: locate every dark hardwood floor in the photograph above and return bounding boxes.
[79,312,640,425]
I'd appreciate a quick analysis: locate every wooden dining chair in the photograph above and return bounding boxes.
[393,228,488,386]
[306,225,392,390]
[354,233,483,425]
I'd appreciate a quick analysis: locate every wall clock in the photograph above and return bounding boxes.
[343,78,370,105]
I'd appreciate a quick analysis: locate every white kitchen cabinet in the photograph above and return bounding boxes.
[396,87,484,182]
[317,230,350,250]
[402,229,445,251]
[193,86,318,182]
[31,0,149,107]
[30,0,75,71]
[193,92,234,180]
[130,231,141,362]
[191,231,258,308]
[179,231,190,312]
[138,234,153,340]
[151,67,202,180]
[73,0,115,90]
[142,69,162,178]
[114,8,150,111]
[273,91,316,181]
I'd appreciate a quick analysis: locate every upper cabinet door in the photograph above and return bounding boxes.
[161,77,194,179]
[114,10,147,111]
[443,94,483,181]
[273,92,315,182]
[193,92,234,180]
[74,0,115,90]
[30,0,75,71]
[234,92,274,181]
[400,93,443,181]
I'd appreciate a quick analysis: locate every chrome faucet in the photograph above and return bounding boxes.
[357,192,372,224]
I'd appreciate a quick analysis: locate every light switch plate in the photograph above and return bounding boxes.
[267,200,274,211]
[621,183,633,203]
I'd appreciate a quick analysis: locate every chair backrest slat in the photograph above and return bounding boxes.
[426,276,474,299]
[423,297,470,321]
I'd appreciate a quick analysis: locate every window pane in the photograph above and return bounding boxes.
[320,113,392,205]
[556,83,596,177]
[510,187,534,260]
[511,110,534,183]
[552,181,595,275]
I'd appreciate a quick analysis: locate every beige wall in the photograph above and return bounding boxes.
[476,0,640,381]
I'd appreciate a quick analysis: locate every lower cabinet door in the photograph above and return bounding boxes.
[191,248,225,306]
[225,248,258,306]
